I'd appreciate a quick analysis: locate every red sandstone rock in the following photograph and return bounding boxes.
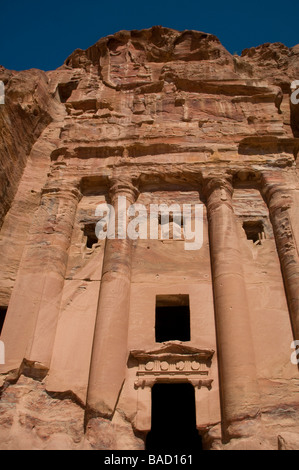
[0,26,299,450]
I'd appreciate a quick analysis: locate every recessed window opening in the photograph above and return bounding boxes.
[146,383,202,451]
[0,307,8,336]
[57,81,79,103]
[83,223,98,249]
[155,295,190,342]
[158,212,183,240]
[243,220,265,245]
[158,212,183,226]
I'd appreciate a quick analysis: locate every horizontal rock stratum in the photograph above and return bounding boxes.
[0,26,299,450]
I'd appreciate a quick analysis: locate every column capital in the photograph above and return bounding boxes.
[41,182,82,202]
[108,176,140,205]
[261,173,292,212]
[203,174,233,199]
[202,175,234,215]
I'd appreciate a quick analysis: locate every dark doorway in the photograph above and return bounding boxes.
[146,383,202,452]
[155,295,190,343]
[0,307,7,335]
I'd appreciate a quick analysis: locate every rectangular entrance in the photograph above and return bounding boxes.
[146,383,202,451]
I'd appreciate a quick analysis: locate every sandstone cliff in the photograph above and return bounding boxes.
[0,27,299,451]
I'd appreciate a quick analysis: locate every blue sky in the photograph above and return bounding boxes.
[0,0,298,71]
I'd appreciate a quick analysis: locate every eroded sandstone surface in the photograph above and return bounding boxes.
[0,26,299,450]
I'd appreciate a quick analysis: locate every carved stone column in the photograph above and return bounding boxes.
[87,177,139,417]
[0,183,82,374]
[262,173,299,341]
[204,176,261,439]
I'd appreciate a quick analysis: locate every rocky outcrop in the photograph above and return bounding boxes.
[0,375,143,450]
[240,42,299,89]
[0,67,62,229]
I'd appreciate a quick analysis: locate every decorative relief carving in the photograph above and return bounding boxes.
[130,341,214,390]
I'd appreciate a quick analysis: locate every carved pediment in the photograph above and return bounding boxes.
[130,341,214,361]
[130,341,214,390]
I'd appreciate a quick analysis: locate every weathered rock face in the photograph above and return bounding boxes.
[0,26,299,450]
[0,66,60,229]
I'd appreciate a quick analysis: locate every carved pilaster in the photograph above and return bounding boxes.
[27,182,82,365]
[86,176,140,418]
[203,174,261,440]
[261,172,299,340]
[0,181,82,374]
